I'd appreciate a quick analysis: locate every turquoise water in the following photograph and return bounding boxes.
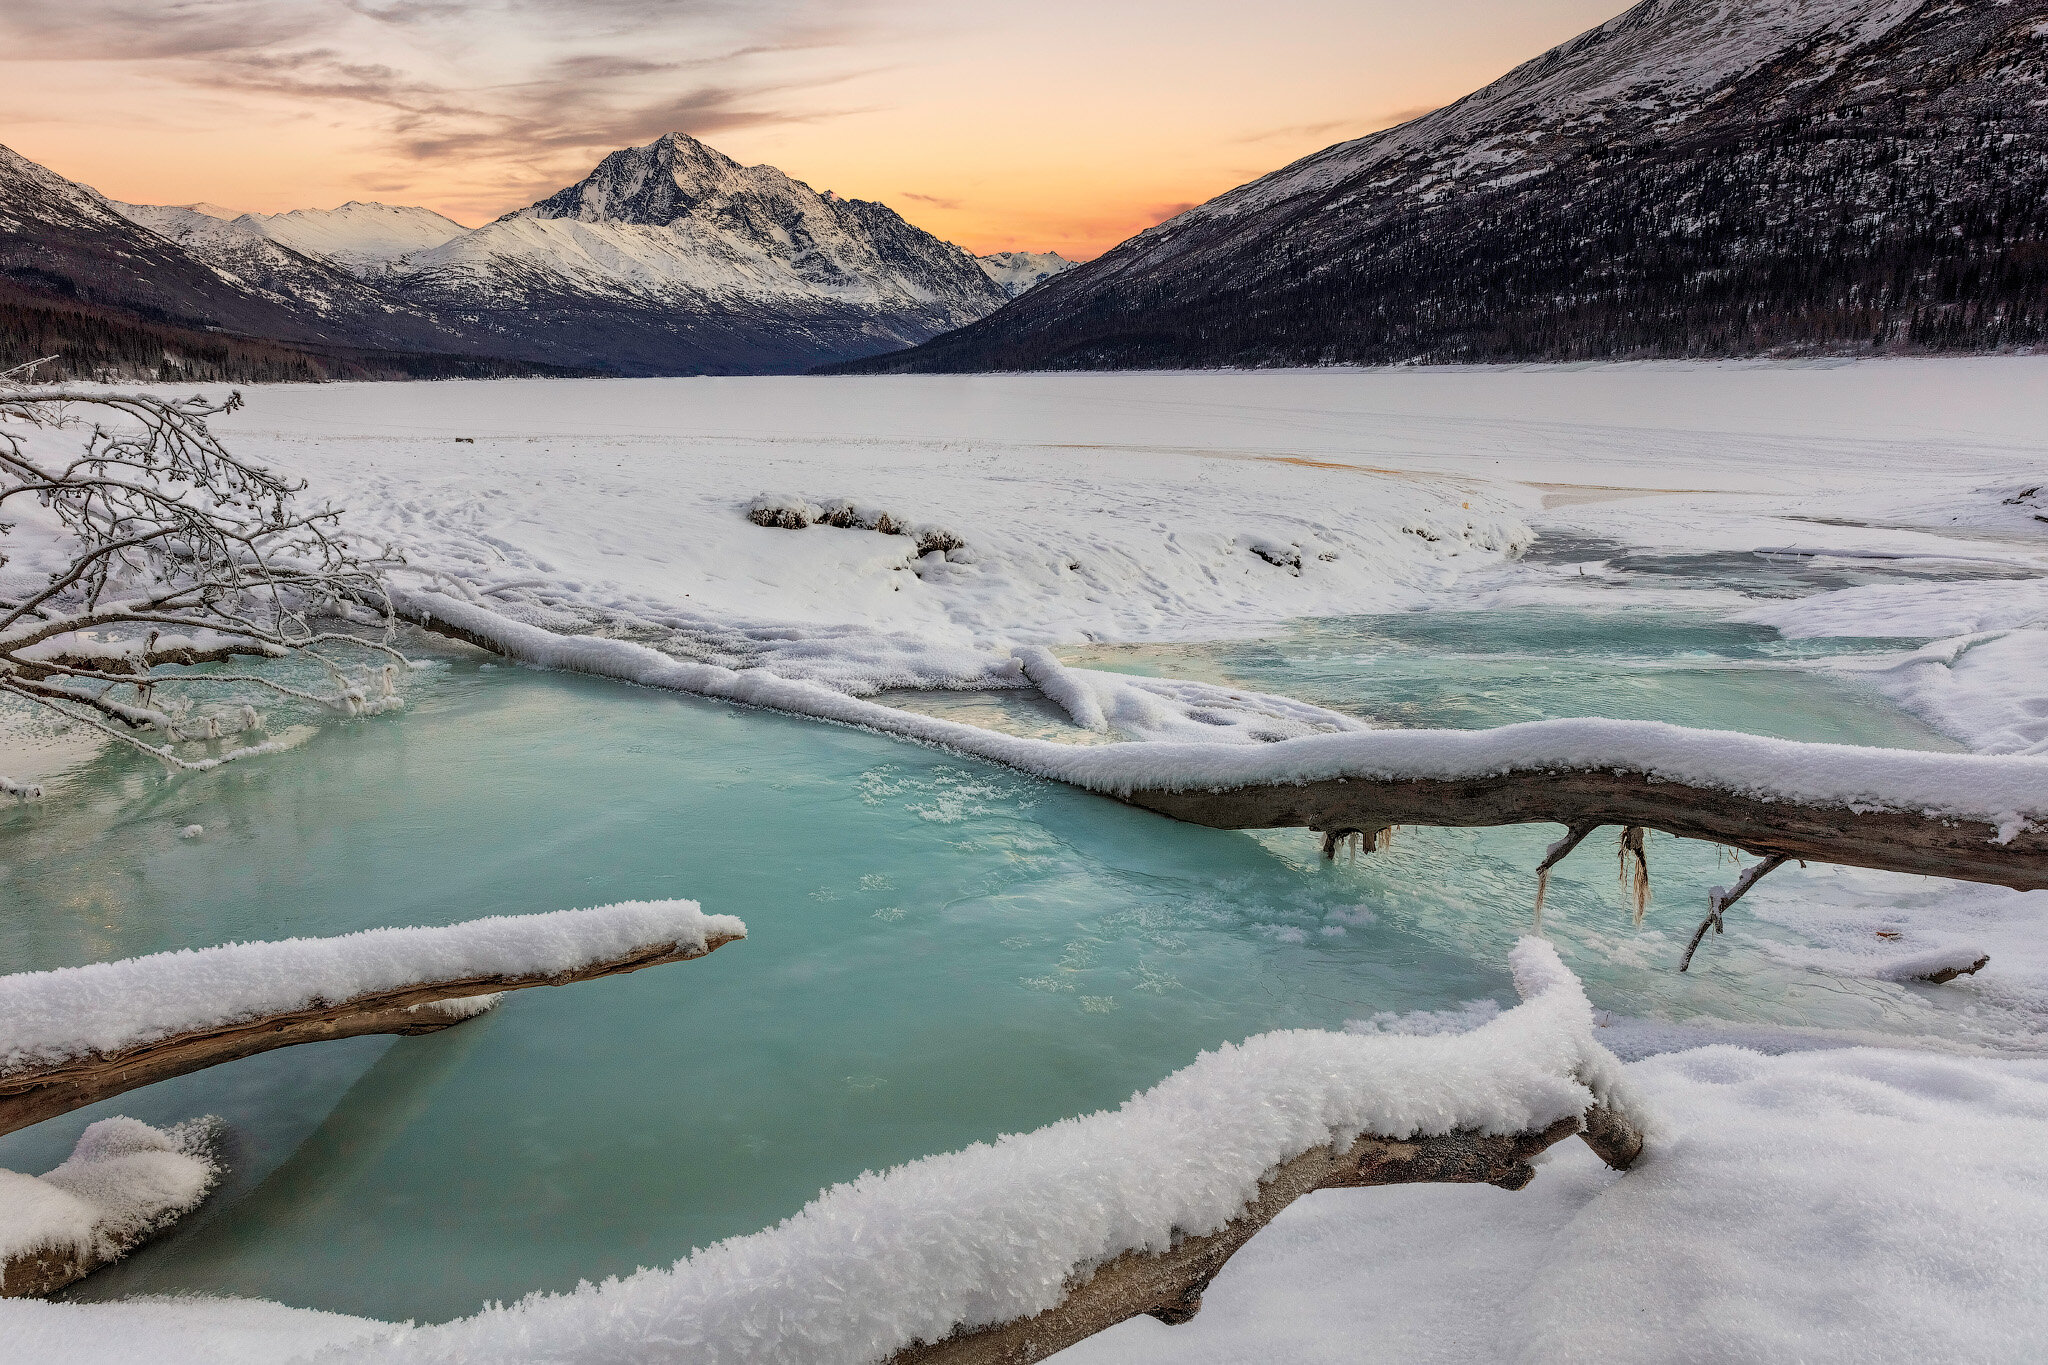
[0,608,1980,1323]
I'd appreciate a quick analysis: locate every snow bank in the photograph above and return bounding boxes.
[1063,1044,2048,1365]
[1734,582,2048,755]
[406,590,2048,829]
[300,937,1627,1364]
[1,1297,391,1365]
[0,900,744,1074]
[0,1116,219,1268]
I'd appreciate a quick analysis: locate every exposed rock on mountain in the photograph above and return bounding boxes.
[830,0,2048,373]
[388,132,1010,375]
[977,250,1077,298]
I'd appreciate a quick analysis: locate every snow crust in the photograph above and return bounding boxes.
[0,901,743,1073]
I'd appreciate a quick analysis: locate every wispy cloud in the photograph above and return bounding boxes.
[1235,104,1441,146]
[900,190,961,210]
[0,0,888,210]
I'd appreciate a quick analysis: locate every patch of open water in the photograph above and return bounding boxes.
[0,606,2004,1324]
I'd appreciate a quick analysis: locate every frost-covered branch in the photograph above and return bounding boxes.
[0,387,407,792]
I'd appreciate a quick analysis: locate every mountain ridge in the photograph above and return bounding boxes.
[2,133,1050,378]
[826,0,2048,373]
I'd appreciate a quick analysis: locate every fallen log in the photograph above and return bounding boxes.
[0,902,744,1138]
[892,1098,1639,1365]
[1118,767,2048,891]
[394,596,2047,898]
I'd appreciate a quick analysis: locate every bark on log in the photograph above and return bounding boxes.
[1117,769,2048,891]
[889,1104,1634,1365]
[0,931,740,1138]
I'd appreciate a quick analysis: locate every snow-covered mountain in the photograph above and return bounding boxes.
[0,144,586,381]
[4,134,1020,377]
[836,0,2048,372]
[977,251,1075,298]
[241,203,469,276]
[103,199,412,321]
[385,133,1010,374]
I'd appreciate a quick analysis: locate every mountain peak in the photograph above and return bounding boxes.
[513,132,754,226]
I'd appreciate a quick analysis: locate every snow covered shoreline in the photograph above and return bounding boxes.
[405,589,2048,833]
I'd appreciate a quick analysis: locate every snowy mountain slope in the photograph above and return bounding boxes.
[386,133,1010,375]
[4,134,1051,377]
[0,143,359,350]
[0,143,588,381]
[978,250,1076,298]
[103,199,417,323]
[836,0,2048,372]
[241,203,469,277]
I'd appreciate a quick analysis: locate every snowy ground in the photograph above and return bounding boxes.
[6,359,2048,1360]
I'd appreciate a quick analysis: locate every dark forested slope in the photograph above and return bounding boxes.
[829,0,2048,372]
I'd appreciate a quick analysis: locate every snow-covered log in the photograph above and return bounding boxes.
[1120,763,2048,890]
[399,591,2048,901]
[316,939,1646,1365]
[885,1118,1589,1365]
[1,1116,221,1298]
[0,901,744,1138]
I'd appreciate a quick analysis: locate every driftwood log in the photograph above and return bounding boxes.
[1119,769,2048,891]
[890,1096,1642,1365]
[0,931,741,1138]
[395,597,2044,893]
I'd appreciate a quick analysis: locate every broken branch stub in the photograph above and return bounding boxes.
[1679,854,1790,972]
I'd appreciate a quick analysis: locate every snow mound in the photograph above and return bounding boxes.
[0,900,744,1073]
[0,1116,220,1270]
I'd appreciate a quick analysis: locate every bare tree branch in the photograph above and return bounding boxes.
[0,386,408,793]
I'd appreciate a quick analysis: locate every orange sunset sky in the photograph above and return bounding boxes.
[0,0,1625,260]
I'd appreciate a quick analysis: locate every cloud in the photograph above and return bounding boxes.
[0,0,331,59]
[1144,201,1197,225]
[900,191,961,210]
[1235,105,1442,146]
[0,0,887,211]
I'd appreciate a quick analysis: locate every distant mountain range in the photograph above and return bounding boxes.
[831,0,2048,373]
[0,133,1069,381]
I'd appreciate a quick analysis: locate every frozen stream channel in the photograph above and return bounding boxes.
[0,600,2004,1324]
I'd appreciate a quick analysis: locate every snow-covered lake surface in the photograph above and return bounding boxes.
[4,361,2047,1359]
